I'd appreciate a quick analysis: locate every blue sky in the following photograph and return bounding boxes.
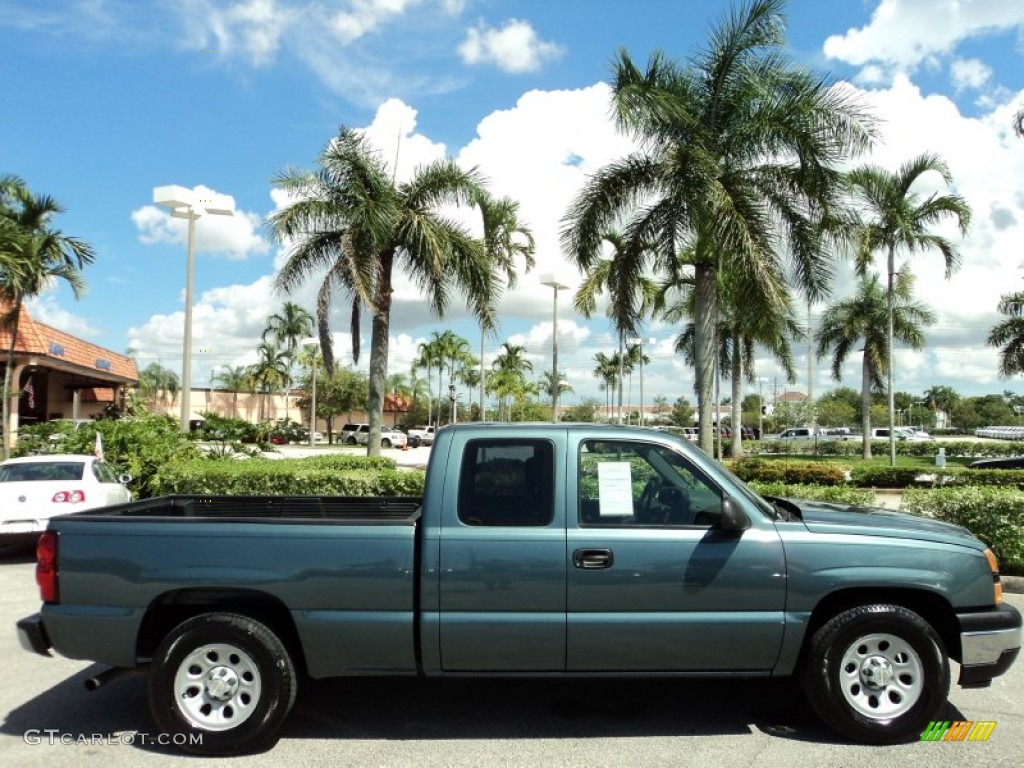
[3,0,1024,411]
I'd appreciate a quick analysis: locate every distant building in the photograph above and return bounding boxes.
[0,301,137,449]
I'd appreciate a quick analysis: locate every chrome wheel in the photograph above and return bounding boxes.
[838,632,924,719]
[173,642,262,731]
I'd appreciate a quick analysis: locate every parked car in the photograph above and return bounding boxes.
[17,424,1020,754]
[408,425,438,445]
[969,456,1024,469]
[0,454,132,546]
[340,423,407,448]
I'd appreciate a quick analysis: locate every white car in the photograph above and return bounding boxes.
[0,454,133,544]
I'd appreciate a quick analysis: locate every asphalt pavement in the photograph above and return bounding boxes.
[2,555,1021,767]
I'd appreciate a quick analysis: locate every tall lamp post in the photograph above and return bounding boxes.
[301,337,319,447]
[540,274,569,424]
[153,185,234,433]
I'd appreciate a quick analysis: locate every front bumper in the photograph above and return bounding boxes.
[17,613,52,657]
[957,603,1022,687]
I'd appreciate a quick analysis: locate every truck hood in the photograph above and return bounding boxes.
[770,496,983,550]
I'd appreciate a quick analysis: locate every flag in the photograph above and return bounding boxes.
[94,431,104,460]
[22,377,35,409]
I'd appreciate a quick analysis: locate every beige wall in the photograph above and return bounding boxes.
[149,388,370,433]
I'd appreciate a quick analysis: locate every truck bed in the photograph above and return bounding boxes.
[66,494,422,524]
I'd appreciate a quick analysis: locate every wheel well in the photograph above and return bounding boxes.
[136,589,308,675]
[803,588,962,662]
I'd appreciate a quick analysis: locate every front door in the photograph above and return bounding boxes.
[566,437,786,672]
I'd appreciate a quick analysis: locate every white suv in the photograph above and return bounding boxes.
[341,423,407,448]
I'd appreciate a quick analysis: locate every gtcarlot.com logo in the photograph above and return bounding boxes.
[23,729,203,747]
[920,721,997,742]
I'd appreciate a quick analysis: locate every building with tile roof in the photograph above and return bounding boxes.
[1,301,137,449]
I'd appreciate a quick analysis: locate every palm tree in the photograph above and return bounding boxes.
[848,152,971,465]
[473,192,535,417]
[987,292,1024,379]
[492,342,533,421]
[592,351,619,419]
[561,0,873,454]
[0,176,95,458]
[923,383,960,431]
[270,128,496,456]
[573,231,657,424]
[413,337,443,428]
[261,302,314,422]
[815,271,935,459]
[538,371,572,412]
[662,263,801,456]
[262,301,314,355]
[210,364,252,418]
[249,342,290,423]
[138,362,181,409]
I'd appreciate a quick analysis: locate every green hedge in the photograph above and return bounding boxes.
[747,482,875,505]
[152,457,425,497]
[729,458,848,486]
[757,438,1024,459]
[902,487,1024,575]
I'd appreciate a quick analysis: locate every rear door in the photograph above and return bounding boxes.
[566,436,786,672]
[435,435,566,671]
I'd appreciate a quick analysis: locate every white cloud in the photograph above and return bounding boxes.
[132,185,270,261]
[823,0,1024,73]
[458,18,563,73]
[330,0,422,44]
[190,0,293,66]
[25,293,100,337]
[950,57,991,92]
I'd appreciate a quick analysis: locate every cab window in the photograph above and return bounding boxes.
[457,439,554,526]
[578,440,723,527]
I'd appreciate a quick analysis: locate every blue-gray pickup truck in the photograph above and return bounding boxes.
[16,424,1021,754]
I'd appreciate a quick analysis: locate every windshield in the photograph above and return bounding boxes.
[0,461,86,482]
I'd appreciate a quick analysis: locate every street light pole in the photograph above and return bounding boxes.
[540,274,569,424]
[153,185,234,433]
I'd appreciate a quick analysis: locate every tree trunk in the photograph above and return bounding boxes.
[730,332,743,459]
[366,250,395,458]
[886,244,896,467]
[2,296,23,460]
[694,261,717,454]
[861,351,873,460]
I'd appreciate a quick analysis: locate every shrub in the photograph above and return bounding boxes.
[902,487,1024,575]
[152,456,423,497]
[730,458,847,486]
[15,413,199,498]
[747,482,875,505]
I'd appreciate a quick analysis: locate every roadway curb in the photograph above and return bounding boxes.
[1003,575,1024,594]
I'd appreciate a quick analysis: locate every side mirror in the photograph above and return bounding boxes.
[719,496,750,532]
[118,473,133,485]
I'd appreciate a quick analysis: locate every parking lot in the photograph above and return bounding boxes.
[1,554,1022,767]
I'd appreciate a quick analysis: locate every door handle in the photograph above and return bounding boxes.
[573,548,614,569]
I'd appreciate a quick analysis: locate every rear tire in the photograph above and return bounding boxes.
[800,604,948,744]
[382,439,392,448]
[149,612,296,755]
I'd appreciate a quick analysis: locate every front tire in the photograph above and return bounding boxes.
[149,612,297,755]
[346,437,357,445]
[382,438,392,448]
[800,604,949,744]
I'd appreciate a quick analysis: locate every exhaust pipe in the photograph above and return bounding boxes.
[84,666,134,691]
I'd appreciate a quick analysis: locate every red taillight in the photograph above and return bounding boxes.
[51,490,86,503]
[36,531,59,603]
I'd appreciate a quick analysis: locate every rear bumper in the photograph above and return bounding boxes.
[17,613,52,657]
[957,603,1022,687]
